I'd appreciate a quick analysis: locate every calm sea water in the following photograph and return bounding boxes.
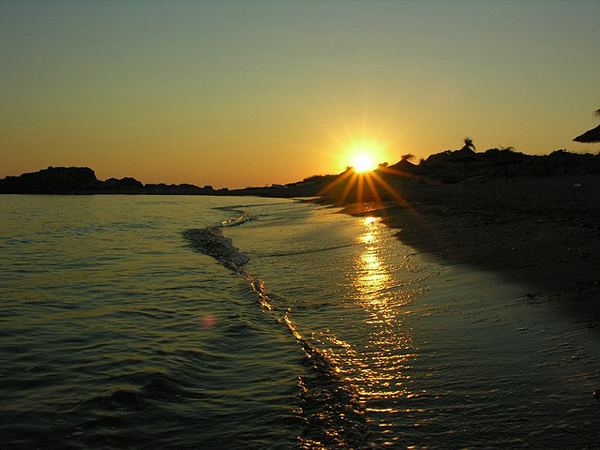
[1,195,598,449]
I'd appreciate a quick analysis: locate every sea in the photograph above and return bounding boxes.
[0,194,598,450]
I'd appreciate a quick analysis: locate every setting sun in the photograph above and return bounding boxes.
[345,139,386,173]
[352,154,378,173]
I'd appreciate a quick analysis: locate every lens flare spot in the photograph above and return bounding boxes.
[199,314,216,330]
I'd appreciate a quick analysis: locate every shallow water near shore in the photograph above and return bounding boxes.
[1,195,598,449]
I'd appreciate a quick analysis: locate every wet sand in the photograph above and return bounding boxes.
[338,174,600,327]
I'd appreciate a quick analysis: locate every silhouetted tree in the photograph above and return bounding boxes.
[452,137,478,187]
[461,137,476,152]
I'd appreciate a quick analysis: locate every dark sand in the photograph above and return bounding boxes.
[339,174,600,327]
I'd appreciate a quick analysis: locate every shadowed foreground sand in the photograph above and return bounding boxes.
[338,174,600,328]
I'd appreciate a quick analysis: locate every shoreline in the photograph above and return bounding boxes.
[335,174,600,328]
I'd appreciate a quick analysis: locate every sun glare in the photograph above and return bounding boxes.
[344,139,385,173]
[352,154,377,173]
[320,137,412,205]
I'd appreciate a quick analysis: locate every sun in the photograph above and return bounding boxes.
[351,153,378,173]
[343,139,385,173]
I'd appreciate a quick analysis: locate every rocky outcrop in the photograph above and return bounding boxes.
[0,166,220,195]
[103,177,144,192]
[0,166,102,193]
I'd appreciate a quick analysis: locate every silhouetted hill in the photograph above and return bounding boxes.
[414,148,600,185]
[0,166,102,193]
[0,167,221,195]
[0,166,336,197]
[103,177,144,191]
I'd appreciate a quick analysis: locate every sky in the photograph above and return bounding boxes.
[1,0,599,189]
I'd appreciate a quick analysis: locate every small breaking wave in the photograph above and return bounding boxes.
[214,206,254,227]
[221,211,252,227]
[183,227,249,273]
[183,217,369,449]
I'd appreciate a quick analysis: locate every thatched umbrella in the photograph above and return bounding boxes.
[388,154,419,187]
[573,124,600,143]
[574,109,600,143]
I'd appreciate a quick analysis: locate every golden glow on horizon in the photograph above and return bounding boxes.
[1,2,597,188]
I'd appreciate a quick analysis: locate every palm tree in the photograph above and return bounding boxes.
[461,137,476,152]
[453,137,477,187]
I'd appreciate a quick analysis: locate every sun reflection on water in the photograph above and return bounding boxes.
[332,216,424,440]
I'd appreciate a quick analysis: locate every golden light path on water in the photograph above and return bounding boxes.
[324,215,429,447]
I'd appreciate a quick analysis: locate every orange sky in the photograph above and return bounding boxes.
[1,1,599,188]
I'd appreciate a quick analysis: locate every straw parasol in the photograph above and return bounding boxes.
[389,157,419,188]
[573,124,600,143]
[573,109,600,143]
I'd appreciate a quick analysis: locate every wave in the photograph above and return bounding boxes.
[183,227,249,273]
[183,216,369,449]
[214,206,254,227]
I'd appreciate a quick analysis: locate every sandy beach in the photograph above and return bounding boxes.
[338,174,600,328]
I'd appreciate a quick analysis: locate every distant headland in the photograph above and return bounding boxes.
[0,166,225,196]
[1,147,599,199]
[0,165,321,197]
